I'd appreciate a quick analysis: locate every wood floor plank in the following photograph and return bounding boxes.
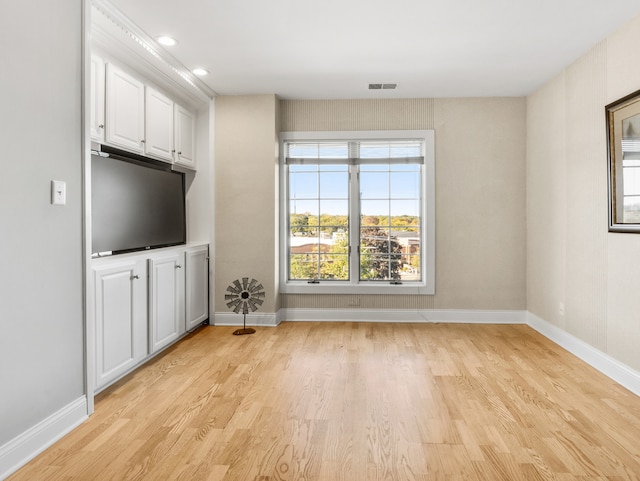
[7,322,640,481]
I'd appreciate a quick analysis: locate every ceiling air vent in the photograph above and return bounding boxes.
[369,83,397,90]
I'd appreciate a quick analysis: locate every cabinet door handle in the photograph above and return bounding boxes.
[131,275,139,280]
[172,149,176,153]
[177,151,182,155]
[176,264,182,269]
[140,139,146,144]
[98,124,104,129]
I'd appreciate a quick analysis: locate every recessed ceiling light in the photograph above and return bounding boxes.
[157,36,177,46]
[192,68,209,76]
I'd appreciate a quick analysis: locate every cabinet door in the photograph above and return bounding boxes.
[174,104,195,168]
[186,245,209,330]
[90,55,105,142]
[145,87,174,162]
[94,258,147,390]
[149,252,185,353]
[106,63,145,153]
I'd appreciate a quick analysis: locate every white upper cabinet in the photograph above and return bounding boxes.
[105,63,145,153]
[90,55,105,142]
[93,62,198,168]
[174,104,195,169]
[144,87,174,162]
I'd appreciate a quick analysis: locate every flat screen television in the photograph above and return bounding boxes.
[91,149,186,255]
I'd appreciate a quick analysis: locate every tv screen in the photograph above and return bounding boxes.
[92,152,186,255]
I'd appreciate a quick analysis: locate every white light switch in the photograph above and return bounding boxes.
[51,180,66,205]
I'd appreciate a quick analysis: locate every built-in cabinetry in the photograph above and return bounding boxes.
[93,256,147,389]
[92,243,209,391]
[145,87,175,162]
[185,244,209,329]
[105,63,145,153]
[148,250,185,353]
[90,55,106,142]
[174,104,196,168]
[91,55,196,169]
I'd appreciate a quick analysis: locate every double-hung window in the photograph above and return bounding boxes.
[280,130,434,294]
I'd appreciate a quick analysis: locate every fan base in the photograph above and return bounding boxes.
[233,328,256,336]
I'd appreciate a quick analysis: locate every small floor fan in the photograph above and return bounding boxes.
[225,277,265,335]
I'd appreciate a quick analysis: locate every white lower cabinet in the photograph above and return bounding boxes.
[148,251,186,353]
[93,257,147,390]
[92,243,209,392]
[185,244,209,330]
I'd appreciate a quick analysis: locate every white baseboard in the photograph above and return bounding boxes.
[279,308,527,324]
[213,308,640,396]
[526,312,640,397]
[214,308,527,326]
[213,311,280,327]
[0,396,87,481]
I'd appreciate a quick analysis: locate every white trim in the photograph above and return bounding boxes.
[82,0,95,417]
[214,312,280,327]
[279,130,435,296]
[92,0,215,103]
[280,283,432,296]
[526,312,640,397]
[279,308,526,324]
[0,397,88,480]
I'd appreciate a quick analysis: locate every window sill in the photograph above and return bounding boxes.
[280,281,434,295]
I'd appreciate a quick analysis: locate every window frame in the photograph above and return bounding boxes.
[607,89,640,231]
[279,130,435,295]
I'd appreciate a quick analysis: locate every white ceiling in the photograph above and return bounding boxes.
[106,0,640,99]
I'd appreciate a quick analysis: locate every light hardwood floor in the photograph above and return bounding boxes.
[8,322,640,480]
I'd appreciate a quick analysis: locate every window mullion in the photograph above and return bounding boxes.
[315,185,321,280]
[348,140,359,160]
[349,164,360,284]
[348,140,361,284]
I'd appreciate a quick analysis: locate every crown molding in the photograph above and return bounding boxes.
[91,0,216,107]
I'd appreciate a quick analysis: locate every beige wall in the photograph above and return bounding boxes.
[214,95,280,313]
[433,98,527,309]
[527,14,640,371]
[272,98,526,310]
[606,14,640,372]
